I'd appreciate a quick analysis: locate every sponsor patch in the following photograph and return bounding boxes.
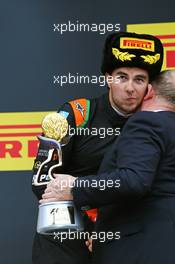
[120,37,155,52]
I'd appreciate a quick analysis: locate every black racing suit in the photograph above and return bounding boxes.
[32,93,128,264]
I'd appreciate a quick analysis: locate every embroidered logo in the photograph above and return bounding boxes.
[74,102,85,119]
[112,48,136,62]
[120,37,155,52]
[140,53,160,64]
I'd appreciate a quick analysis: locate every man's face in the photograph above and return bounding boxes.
[106,67,149,114]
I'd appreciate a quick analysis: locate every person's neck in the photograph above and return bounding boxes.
[110,104,133,117]
[141,97,175,112]
[109,93,133,118]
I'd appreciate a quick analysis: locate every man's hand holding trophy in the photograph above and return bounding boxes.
[32,113,84,235]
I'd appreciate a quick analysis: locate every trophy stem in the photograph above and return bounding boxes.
[48,147,62,179]
[33,148,55,186]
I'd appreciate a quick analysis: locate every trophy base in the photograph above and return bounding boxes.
[37,201,84,235]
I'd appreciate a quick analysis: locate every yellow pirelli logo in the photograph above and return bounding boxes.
[127,22,175,70]
[120,37,155,52]
[0,111,51,171]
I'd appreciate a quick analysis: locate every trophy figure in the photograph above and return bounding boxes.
[32,113,84,235]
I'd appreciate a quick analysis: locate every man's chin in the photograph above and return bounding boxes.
[123,107,137,115]
[123,106,140,114]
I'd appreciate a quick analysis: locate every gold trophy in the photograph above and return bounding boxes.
[32,113,84,235]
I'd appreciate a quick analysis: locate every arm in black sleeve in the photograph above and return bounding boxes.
[32,102,76,199]
[72,112,165,208]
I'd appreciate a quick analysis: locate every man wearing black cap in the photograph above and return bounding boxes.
[32,32,163,264]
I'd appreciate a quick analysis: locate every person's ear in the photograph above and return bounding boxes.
[143,84,155,100]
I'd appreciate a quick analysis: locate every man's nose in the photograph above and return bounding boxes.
[125,81,134,93]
